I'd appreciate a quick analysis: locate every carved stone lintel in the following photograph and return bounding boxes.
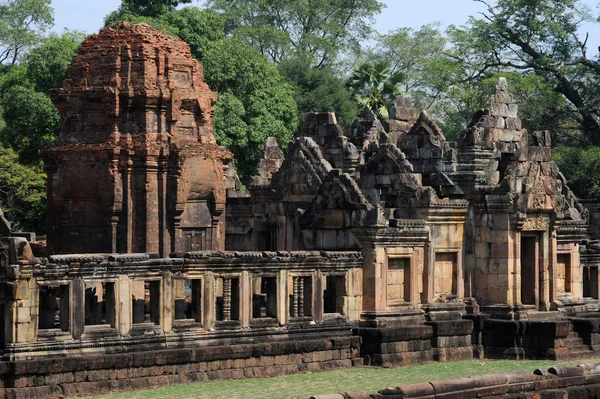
[521,218,549,231]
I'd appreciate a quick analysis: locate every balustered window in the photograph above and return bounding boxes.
[289,276,312,319]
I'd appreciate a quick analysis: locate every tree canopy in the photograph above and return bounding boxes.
[348,61,404,122]
[206,0,385,67]
[278,57,358,129]
[455,0,600,145]
[0,0,54,65]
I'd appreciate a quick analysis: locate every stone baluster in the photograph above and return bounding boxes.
[298,277,305,317]
[223,278,232,321]
[292,277,299,318]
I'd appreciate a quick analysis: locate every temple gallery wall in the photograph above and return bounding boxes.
[1,22,600,398]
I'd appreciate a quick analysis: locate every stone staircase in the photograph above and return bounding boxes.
[558,329,596,360]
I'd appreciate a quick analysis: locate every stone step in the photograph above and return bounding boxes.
[563,337,585,347]
[527,311,562,321]
[566,349,596,361]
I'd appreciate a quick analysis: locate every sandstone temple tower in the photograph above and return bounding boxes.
[44,23,232,256]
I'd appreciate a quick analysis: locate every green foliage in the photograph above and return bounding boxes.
[348,61,404,121]
[104,0,192,25]
[1,85,59,163]
[202,36,298,178]
[0,146,46,232]
[159,7,226,59]
[207,0,385,67]
[25,31,84,93]
[374,24,449,95]
[0,63,31,96]
[278,57,358,130]
[553,146,600,199]
[455,0,600,145]
[0,0,54,65]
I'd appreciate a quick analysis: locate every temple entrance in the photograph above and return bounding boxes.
[583,266,599,299]
[520,236,538,306]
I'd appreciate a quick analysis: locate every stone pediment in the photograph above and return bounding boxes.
[405,111,446,149]
[299,170,373,229]
[348,108,386,151]
[270,137,332,202]
[363,143,415,176]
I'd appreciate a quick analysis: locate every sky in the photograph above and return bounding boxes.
[50,0,600,50]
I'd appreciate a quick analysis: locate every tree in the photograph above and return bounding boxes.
[348,61,404,121]
[459,0,600,145]
[105,6,299,180]
[0,145,46,232]
[25,31,84,93]
[1,85,59,163]
[0,0,54,65]
[278,56,357,129]
[374,24,448,95]
[553,146,600,199]
[201,35,298,178]
[206,0,385,67]
[105,0,192,24]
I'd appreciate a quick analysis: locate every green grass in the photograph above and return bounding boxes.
[89,358,600,399]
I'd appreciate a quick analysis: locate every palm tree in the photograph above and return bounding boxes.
[348,61,405,121]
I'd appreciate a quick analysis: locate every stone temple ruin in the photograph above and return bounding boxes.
[1,22,600,397]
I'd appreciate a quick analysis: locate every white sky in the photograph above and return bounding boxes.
[50,0,600,55]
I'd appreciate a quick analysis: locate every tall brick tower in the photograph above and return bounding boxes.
[44,22,232,256]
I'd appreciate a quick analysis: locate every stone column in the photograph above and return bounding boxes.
[426,242,435,304]
[540,231,551,311]
[145,159,160,254]
[161,273,173,333]
[549,229,558,302]
[203,273,215,329]
[124,160,134,253]
[277,270,288,325]
[159,161,170,258]
[240,271,251,327]
[410,250,420,306]
[71,278,85,340]
[117,275,131,335]
[361,245,387,312]
[314,271,324,324]
[572,243,583,299]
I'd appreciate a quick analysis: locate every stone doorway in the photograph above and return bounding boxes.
[583,266,599,299]
[520,235,538,306]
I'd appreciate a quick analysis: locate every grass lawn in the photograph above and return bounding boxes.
[88,358,600,399]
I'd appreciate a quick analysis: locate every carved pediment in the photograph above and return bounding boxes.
[406,111,445,149]
[271,137,332,202]
[299,170,373,229]
[364,143,415,176]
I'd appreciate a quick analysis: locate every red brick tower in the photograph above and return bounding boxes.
[44,22,232,256]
